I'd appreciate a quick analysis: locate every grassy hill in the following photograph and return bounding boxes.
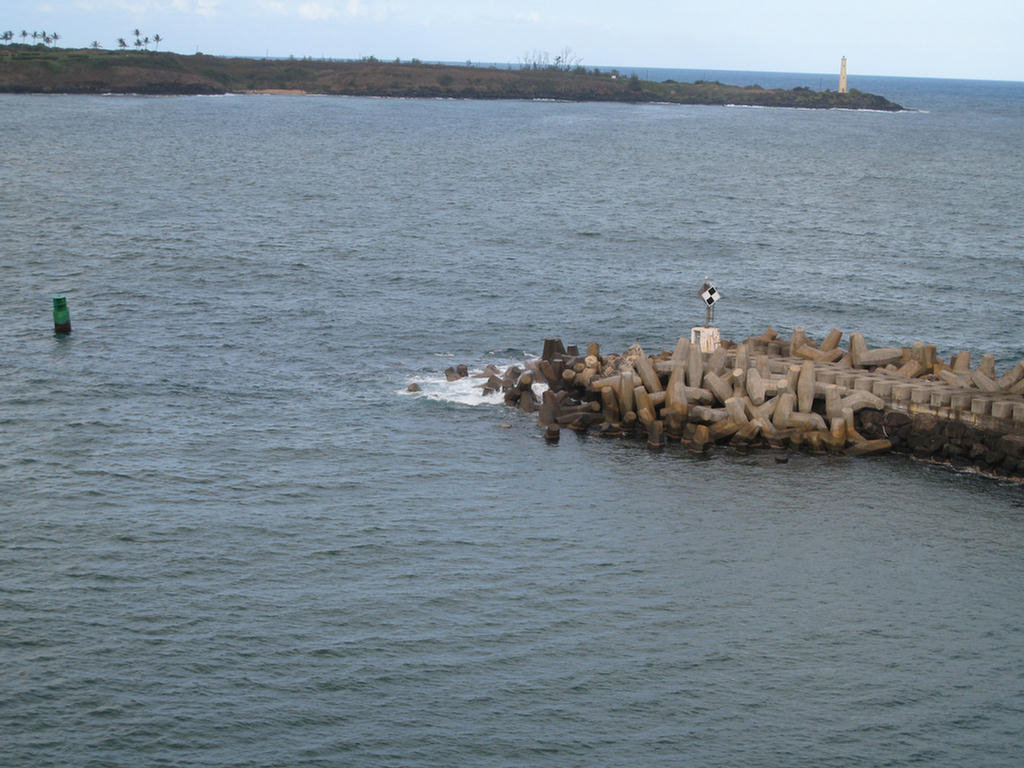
[0,46,904,111]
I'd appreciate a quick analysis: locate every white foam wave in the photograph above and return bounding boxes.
[399,371,504,407]
[724,103,904,114]
[398,362,546,407]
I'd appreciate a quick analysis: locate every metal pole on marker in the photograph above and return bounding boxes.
[693,281,721,353]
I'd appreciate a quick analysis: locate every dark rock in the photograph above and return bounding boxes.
[943,421,967,440]
[884,411,911,429]
[942,442,963,458]
[907,416,945,457]
[998,434,1024,459]
[984,448,1005,468]
[855,409,885,439]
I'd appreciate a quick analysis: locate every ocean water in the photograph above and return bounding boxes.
[2,71,1023,766]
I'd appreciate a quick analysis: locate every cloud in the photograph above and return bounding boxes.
[71,0,221,15]
[258,0,372,20]
[192,0,219,15]
[297,2,336,20]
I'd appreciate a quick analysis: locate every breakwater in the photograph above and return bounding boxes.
[447,329,1024,480]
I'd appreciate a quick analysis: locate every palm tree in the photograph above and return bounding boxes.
[134,37,142,51]
[20,30,28,44]
[91,41,101,50]
[1,31,12,45]
[51,32,59,47]
[143,36,149,50]
[153,34,161,51]
[133,28,140,40]
[117,37,127,51]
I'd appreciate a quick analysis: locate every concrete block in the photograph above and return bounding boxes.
[971,369,1001,393]
[825,384,842,419]
[938,369,972,389]
[686,342,703,389]
[704,371,734,406]
[773,392,795,429]
[979,353,997,379]
[798,360,815,413]
[795,345,825,362]
[634,350,663,394]
[849,332,868,358]
[855,347,904,368]
[991,401,1014,419]
[820,328,843,352]
[724,396,749,425]
[950,392,972,410]
[872,380,893,398]
[953,350,971,373]
[910,386,931,404]
[848,438,892,456]
[996,361,1024,390]
[896,359,924,378]
[841,390,885,412]
[746,368,767,405]
[708,346,727,376]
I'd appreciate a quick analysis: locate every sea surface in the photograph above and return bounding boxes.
[2,69,1023,767]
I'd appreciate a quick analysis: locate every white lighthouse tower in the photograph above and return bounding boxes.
[839,56,848,93]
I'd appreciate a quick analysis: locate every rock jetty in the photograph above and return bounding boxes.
[446,329,1024,480]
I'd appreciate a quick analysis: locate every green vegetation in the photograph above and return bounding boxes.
[2,29,60,46]
[0,46,904,110]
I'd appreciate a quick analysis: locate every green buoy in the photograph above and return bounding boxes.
[53,295,71,334]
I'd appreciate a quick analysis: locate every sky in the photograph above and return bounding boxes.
[4,0,1022,81]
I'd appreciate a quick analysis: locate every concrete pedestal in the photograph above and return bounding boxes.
[691,326,721,353]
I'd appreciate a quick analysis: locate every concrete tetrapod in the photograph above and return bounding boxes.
[484,331,1024,480]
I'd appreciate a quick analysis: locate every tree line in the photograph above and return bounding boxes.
[1,28,162,51]
[1,30,60,46]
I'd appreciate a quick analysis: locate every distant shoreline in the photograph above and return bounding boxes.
[0,46,905,111]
